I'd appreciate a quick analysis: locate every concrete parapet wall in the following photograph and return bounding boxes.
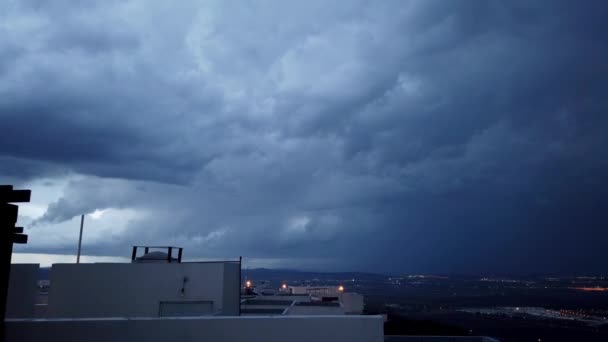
[6,315,384,342]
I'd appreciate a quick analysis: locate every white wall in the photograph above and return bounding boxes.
[6,315,384,342]
[287,305,345,315]
[48,262,239,318]
[6,264,39,318]
[221,262,240,315]
[266,295,311,302]
[341,293,364,314]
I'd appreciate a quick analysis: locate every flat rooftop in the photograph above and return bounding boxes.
[242,299,294,306]
[294,302,340,307]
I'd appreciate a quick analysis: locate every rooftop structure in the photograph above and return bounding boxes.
[5,258,499,342]
[131,246,183,263]
[7,315,385,342]
[46,260,241,318]
[241,285,364,316]
[4,243,498,342]
[5,256,385,342]
[285,285,344,297]
[6,248,242,319]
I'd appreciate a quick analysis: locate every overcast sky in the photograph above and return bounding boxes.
[3,0,607,274]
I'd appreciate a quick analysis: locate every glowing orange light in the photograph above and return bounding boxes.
[245,280,252,288]
[573,287,608,292]
[282,284,287,289]
[338,285,344,292]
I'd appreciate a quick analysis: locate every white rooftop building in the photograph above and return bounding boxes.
[36,246,240,318]
[47,261,241,318]
[242,284,364,316]
[5,246,386,342]
[5,247,498,342]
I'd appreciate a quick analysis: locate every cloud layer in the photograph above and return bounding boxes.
[3,0,608,273]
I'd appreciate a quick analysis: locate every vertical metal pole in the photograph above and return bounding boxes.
[238,256,242,316]
[76,214,84,264]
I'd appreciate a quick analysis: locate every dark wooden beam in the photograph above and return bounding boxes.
[0,186,31,203]
[0,204,18,225]
[11,234,28,244]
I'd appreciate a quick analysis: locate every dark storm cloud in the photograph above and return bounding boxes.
[4,0,608,273]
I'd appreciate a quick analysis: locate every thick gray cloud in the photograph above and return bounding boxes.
[3,0,608,273]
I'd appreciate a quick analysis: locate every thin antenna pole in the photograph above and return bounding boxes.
[76,214,84,264]
[238,256,242,316]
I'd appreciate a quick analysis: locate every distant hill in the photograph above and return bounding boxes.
[241,268,389,283]
[35,265,388,283]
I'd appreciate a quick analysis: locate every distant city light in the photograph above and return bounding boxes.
[245,280,252,288]
[282,283,287,289]
[573,287,608,292]
[338,285,344,292]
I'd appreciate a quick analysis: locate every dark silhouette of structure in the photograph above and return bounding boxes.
[131,246,183,263]
[1,185,31,342]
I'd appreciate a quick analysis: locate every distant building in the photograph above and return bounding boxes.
[284,285,343,297]
[244,281,363,316]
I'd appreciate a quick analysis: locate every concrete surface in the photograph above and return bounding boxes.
[341,292,364,314]
[6,315,385,342]
[47,262,239,318]
[6,264,39,318]
[384,336,500,342]
[286,305,345,315]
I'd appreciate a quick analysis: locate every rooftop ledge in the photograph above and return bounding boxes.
[5,317,501,342]
[6,315,386,342]
[385,337,500,342]
[6,314,384,322]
